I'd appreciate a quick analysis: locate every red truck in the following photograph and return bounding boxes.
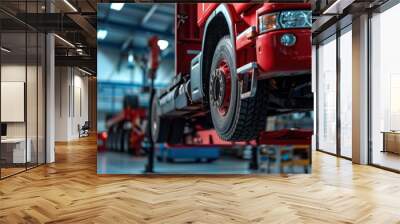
[152,3,312,143]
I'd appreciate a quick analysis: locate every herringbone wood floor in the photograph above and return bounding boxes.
[1,136,400,224]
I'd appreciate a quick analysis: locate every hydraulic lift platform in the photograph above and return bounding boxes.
[145,128,312,172]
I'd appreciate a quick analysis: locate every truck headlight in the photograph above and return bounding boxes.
[259,10,311,33]
[279,11,312,29]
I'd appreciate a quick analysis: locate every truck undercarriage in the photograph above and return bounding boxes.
[152,3,312,143]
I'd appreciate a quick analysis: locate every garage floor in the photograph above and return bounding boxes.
[1,135,400,223]
[97,151,308,174]
[98,151,250,174]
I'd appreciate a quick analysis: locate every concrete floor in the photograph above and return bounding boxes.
[97,151,309,174]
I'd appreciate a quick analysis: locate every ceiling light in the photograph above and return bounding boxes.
[128,54,134,64]
[54,34,75,48]
[76,49,84,55]
[63,0,78,12]
[1,47,11,53]
[110,3,124,11]
[97,30,108,40]
[157,39,169,50]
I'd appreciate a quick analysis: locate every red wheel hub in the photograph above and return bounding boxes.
[210,60,231,116]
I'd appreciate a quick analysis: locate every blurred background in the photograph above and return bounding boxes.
[97,3,175,132]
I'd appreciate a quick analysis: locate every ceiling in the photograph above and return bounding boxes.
[0,0,98,74]
[97,3,175,55]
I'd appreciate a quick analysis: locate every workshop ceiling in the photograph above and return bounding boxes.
[97,3,175,54]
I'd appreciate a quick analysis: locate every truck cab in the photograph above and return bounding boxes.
[152,3,312,143]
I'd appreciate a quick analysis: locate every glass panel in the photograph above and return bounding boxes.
[0,0,46,178]
[371,4,400,171]
[27,31,38,169]
[339,28,352,158]
[38,32,45,165]
[317,36,337,154]
[0,0,29,177]
[26,0,39,169]
[1,31,27,177]
[37,0,46,166]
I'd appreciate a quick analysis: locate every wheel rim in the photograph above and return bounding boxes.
[210,59,231,117]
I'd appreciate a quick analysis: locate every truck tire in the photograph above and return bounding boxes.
[106,131,113,150]
[115,131,123,152]
[122,131,131,153]
[109,131,116,151]
[209,36,268,141]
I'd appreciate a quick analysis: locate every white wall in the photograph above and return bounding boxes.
[55,67,89,141]
[55,67,69,141]
[72,73,89,138]
[1,65,29,138]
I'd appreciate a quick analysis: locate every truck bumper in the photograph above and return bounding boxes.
[255,29,311,79]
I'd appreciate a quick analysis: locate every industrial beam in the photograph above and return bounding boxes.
[67,14,96,37]
[12,13,81,32]
[121,37,134,52]
[99,41,174,59]
[98,41,123,50]
[55,55,96,69]
[97,19,174,40]
[51,0,97,46]
[0,8,37,31]
[53,0,78,13]
[99,41,147,52]
[142,5,158,25]
[66,14,96,47]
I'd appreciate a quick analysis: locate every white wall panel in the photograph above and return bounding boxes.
[1,82,25,122]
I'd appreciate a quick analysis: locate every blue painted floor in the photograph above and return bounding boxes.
[97,151,309,174]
